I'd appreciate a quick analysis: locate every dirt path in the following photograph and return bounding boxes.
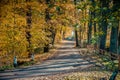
[0,40,96,80]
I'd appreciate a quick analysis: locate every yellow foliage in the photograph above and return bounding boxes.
[0,0,74,66]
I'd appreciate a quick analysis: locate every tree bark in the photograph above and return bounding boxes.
[99,20,108,50]
[74,0,79,47]
[44,44,49,52]
[51,30,56,45]
[99,0,108,50]
[109,0,120,60]
[109,24,118,53]
[75,29,79,47]
[111,0,120,68]
[118,21,120,54]
[118,25,120,69]
[26,0,32,57]
[44,0,51,53]
[87,11,92,44]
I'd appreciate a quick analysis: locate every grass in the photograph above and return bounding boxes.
[0,60,36,71]
[0,52,54,71]
[18,60,35,66]
[77,48,120,79]
[0,64,14,71]
[96,52,118,71]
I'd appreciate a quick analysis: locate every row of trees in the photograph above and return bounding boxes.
[0,0,74,60]
[72,0,120,70]
[0,0,120,65]
[74,0,120,54]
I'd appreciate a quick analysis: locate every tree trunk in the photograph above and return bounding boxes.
[87,11,92,44]
[118,21,120,54]
[44,0,51,53]
[112,0,120,52]
[99,20,108,50]
[91,0,96,36]
[109,24,118,53]
[74,0,79,47]
[44,44,49,52]
[110,0,120,61]
[93,12,97,48]
[52,31,56,45]
[118,21,120,70]
[99,0,108,50]
[75,29,79,47]
[87,0,97,45]
[93,11,96,35]
[26,0,32,57]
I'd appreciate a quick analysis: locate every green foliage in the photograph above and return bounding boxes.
[96,53,118,71]
[34,47,43,54]
[91,35,99,45]
[0,0,119,70]
[22,61,35,66]
[0,65,14,71]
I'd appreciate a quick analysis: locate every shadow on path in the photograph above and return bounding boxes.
[0,40,95,80]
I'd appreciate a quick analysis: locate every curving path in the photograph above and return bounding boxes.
[0,40,95,80]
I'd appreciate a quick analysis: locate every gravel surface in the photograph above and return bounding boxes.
[0,40,119,80]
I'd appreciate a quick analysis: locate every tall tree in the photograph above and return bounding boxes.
[118,20,120,70]
[87,11,92,44]
[87,0,95,45]
[43,0,51,52]
[74,0,79,47]
[26,0,32,57]
[92,0,97,36]
[92,0,97,48]
[109,0,120,53]
[99,0,109,50]
[109,25,119,53]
